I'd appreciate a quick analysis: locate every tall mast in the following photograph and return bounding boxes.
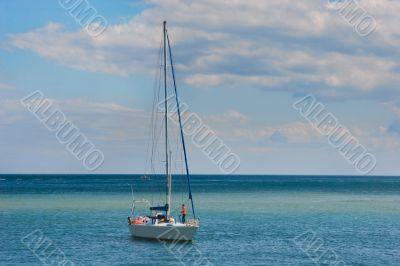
[163,21,170,217]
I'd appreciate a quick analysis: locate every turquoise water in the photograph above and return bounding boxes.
[1,175,400,265]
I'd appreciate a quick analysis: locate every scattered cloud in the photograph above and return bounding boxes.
[233,121,321,144]
[384,102,400,136]
[386,122,400,135]
[5,0,400,101]
[0,82,14,90]
[206,110,249,125]
[241,146,275,154]
[2,0,400,173]
[0,97,147,141]
[229,120,400,153]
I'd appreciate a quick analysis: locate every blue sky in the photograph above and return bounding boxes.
[0,0,399,175]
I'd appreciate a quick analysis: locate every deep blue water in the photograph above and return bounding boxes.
[1,175,400,265]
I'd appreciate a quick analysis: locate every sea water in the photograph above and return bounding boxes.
[1,175,399,265]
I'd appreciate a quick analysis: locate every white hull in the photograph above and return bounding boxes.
[129,223,198,241]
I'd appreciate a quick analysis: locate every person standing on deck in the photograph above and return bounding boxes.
[181,204,187,223]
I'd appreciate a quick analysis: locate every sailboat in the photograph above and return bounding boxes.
[128,21,199,241]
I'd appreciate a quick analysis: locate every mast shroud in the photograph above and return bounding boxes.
[166,32,196,219]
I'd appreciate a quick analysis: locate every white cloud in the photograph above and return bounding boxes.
[0,97,147,141]
[240,146,275,153]
[386,102,400,119]
[5,0,400,101]
[205,110,249,125]
[226,119,400,156]
[0,82,14,90]
[233,121,322,144]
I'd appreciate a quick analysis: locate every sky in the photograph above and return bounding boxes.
[0,0,399,175]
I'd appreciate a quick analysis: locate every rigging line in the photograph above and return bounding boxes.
[176,138,182,175]
[153,48,164,175]
[166,31,196,219]
[165,46,181,206]
[146,36,163,177]
[169,73,184,177]
[145,27,167,207]
[141,36,162,209]
[149,34,164,206]
[150,37,164,207]
[154,98,168,204]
